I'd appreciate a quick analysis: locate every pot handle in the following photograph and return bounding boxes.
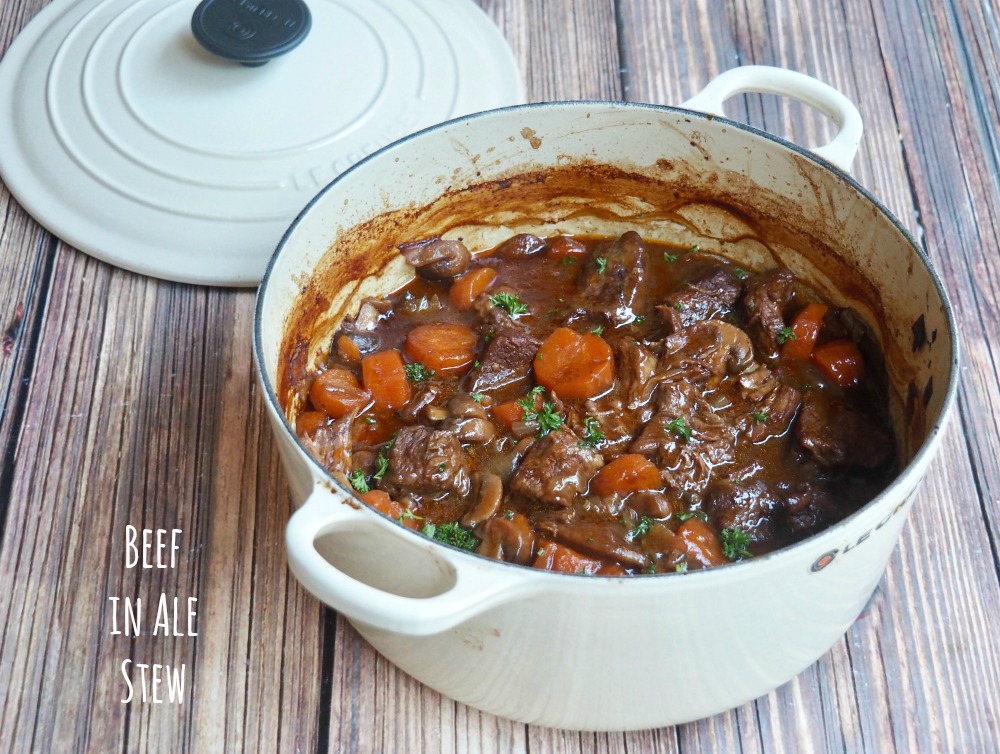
[285,483,528,636]
[682,65,863,172]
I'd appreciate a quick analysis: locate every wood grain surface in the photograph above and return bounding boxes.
[1,0,998,752]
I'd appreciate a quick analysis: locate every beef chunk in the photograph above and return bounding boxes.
[465,317,541,397]
[747,383,801,443]
[656,269,742,333]
[616,339,657,411]
[737,367,802,443]
[580,231,647,327]
[303,409,356,476]
[510,427,604,507]
[783,483,836,535]
[384,425,471,496]
[796,392,894,470]
[398,237,471,280]
[656,321,756,388]
[630,382,735,495]
[536,520,650,570]
[742,268,795,354]
[703,480,782,543]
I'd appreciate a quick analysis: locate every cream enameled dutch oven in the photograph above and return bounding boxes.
[253,67,958,730]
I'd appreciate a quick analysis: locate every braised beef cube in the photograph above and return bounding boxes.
[796,392,894,470]
[384,425,471,496]
[465,320,540,396]
[398,237,471,280]
[580,231,647,326]
[742,267,795,354]
[303,409,356,476]
[616,339,657,410]
[703,480,782,543]
[657,269,742,333]
[536,520,651,571]
[510,427,604,507]
[784,483,836,536]
[747,382,802,443]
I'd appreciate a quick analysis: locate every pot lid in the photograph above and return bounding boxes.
[0,0,523,286]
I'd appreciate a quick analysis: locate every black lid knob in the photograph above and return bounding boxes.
[191,0,311,67]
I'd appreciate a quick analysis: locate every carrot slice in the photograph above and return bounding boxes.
[404,322,478,375]
[337,334,362,363]
[545,235,588,259]
[361,350,412,410]
[590,454,662,497]
[812,339,866,388]
[782,303,828,361]
[449,267,497,311]
[533,540,608,575]
[309,367,372,419]
[492,400,524,429]
[677,518,727,568]
[361,490,420,529]
[534,328,614,399]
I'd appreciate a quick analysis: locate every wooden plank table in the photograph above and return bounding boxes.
[1,0,999,751]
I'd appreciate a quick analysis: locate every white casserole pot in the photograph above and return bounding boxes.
[253,67,958,731]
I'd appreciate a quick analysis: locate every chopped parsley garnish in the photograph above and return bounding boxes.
[535,403,564,435]
[666,416,692,442]
[348,469,370,493]
[517,391,563,436]
[372,450,391,481]
[776,326,796,345]
[644,563,658,574]
[470,392,484,403]
[663,251,679,263]
[634,315,646,324]
[688,244,700,253]
[752,411,768,424]
[490,292,528,317]
[630,515,655,541]
[404,362,434,383]
[721,527,753,561]
[676,510,708,522]
[422,521,478,551]
[675,562,688,573]
[503,509,515,520]
[363,415,376,424]
[398,509,422,523]
[473,360,480,368]
[595,257,608,274]
[733,267,749,280]
[437,462,446,472]
[673,302,686,312]
[591,325,604,335]
[579,416,605,448]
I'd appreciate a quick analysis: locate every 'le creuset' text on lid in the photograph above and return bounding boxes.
[0,0,524,285]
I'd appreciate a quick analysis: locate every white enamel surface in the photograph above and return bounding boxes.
[255,92,957,729]
[0,0,523,285]
[682,66,864,171]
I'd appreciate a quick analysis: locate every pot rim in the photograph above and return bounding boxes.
[254,99,960,581]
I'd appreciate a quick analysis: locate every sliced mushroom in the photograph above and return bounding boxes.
[475,512,535,564]
[398,237,471,280]
[460,472,504,529]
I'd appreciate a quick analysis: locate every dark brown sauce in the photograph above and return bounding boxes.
[290,233,896,575]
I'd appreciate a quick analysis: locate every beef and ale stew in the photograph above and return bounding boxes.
[291,231,896,575]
